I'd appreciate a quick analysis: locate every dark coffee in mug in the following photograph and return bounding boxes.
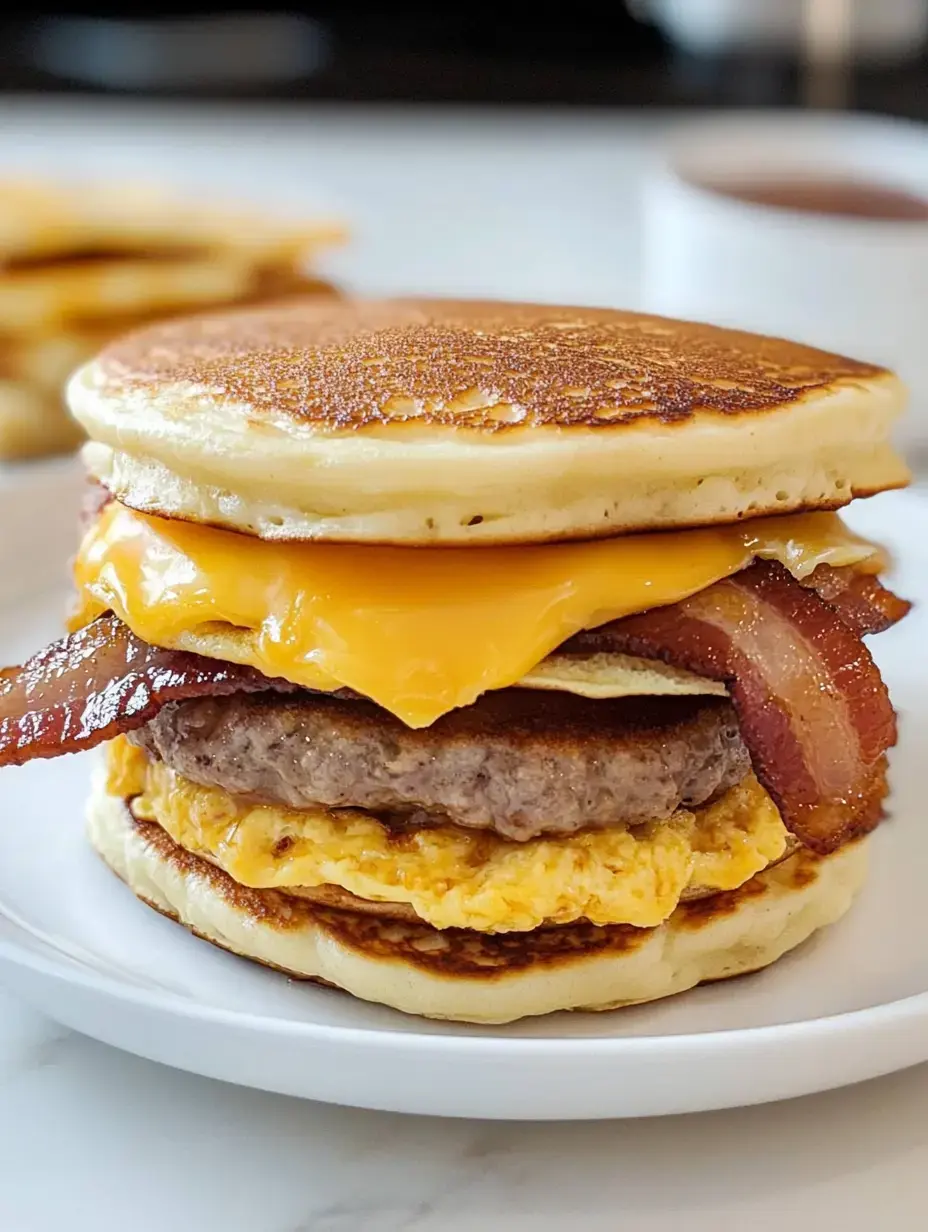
[697,177,928,222]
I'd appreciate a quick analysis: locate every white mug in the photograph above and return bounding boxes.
[640,114,928,445]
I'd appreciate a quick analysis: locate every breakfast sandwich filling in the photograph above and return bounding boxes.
[107,735,789,934]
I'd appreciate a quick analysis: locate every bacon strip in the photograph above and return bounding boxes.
[802,564,911,636]
[566,561,899,852]
[0,615,294,767]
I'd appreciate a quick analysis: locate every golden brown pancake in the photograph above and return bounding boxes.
[69,298,909,544]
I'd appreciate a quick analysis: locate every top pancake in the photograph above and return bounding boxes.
[69,297,909,545]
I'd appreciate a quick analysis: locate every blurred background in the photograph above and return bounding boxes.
[4,2,928,112]
[1,0,927,457]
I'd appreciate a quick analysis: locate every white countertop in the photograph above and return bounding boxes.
[2,982,927,1231]
[0,99,926,1231]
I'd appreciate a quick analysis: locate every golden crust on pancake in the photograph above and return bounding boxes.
[70,298,909,544]
[83,297,890,430]
[87,775,866,1023]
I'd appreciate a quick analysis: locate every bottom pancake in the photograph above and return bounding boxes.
[87,770,868,1024]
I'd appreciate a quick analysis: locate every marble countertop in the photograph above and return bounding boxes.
[2,983,927,1230]
[0,98,926,1231]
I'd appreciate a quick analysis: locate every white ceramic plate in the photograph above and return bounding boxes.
[1,461,927,1121]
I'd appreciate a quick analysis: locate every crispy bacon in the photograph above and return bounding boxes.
[0,615,293,767]
[566,561,900,853]
[802,564,911,636]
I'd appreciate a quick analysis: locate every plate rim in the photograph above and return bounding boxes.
[2,925,928,1059]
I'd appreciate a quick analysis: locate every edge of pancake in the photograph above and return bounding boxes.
[87,771,866,1023]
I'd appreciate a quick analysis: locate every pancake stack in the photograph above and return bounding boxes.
[0,181,342,459]
[0,298,911,1023]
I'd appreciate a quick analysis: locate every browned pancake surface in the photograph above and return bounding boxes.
[93,297,886,433]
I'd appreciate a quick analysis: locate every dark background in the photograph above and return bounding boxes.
[3,5,928,116]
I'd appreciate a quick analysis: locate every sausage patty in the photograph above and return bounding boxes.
[130,687,751,841]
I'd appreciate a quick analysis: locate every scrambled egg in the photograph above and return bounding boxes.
[107,738,788,933]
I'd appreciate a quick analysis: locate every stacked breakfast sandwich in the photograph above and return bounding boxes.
[0,181,341,459]
[0,298,910,1023]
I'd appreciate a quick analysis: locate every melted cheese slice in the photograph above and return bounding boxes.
[108,738,789,933]
[74,503,879,728]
